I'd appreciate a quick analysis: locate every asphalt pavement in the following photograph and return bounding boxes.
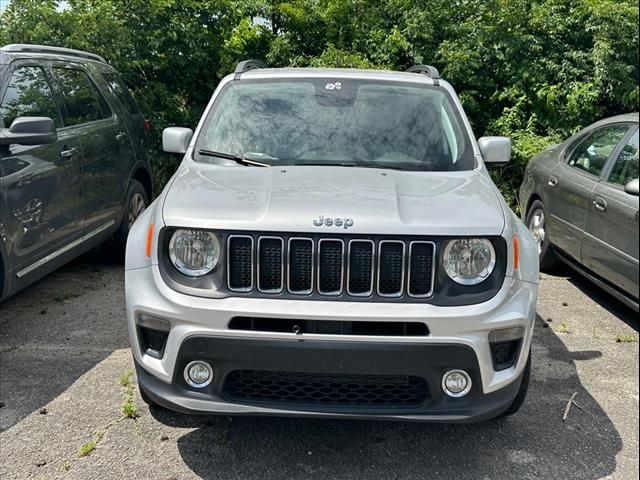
[0,251,638,479]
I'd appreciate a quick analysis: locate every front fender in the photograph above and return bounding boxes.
[509,211,540,285]
[125,197,164,271]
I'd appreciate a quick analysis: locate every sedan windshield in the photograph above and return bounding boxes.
[195,78,475,171]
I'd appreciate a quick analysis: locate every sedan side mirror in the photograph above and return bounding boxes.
[0,117,57,146]
[624,178,639,196]
[478,136,511,166]
[163,127,193,154]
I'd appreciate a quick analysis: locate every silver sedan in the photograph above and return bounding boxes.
[520,113,639,310]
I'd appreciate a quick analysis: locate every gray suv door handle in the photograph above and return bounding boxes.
[548,176,558,187]
[115,132,127,142]
[60,146,77,158]
[593,197,607,212]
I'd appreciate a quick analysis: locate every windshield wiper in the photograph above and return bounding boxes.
[288,161,406,170]
[197,149,274,167]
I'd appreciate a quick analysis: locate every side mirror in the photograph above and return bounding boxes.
[624,178,639,196]
[0,117,57,146]
[163,127,193,154]
[478,136,511,166]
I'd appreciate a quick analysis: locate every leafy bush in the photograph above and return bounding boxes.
[1,0,637,208]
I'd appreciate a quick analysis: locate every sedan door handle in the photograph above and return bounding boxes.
[60,146,77,158]
[548,176,558,187]
[593,197,607,212]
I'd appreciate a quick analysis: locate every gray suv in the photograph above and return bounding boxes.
[126,62,539,423]
[0,44,152,301]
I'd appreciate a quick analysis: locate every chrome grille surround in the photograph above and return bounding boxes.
[225,233,436,300]
[346,239,375,296]
[377,240,406,297]
[227,235,254,292]
[317,238,345,295]
[257,236,284,293]
[407,241,437,298]
[287,237,314,294]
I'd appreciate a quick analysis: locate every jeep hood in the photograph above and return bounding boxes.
[162,164,506,236]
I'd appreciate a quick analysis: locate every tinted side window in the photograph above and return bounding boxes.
[52,67,111,126]
[567,125,629,177]
[102,71,140,114]
[608,130,639,186]
[0,66,59,128]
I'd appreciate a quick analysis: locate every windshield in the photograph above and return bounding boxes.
[195,78,475,171]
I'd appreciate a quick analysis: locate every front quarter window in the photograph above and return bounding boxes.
[195,79,474,171]
[608,129,639,186]
[0,65,59,128]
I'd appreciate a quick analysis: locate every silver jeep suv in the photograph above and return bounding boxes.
[125,62,539,422]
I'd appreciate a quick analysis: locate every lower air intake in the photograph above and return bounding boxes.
[223,370,429,408]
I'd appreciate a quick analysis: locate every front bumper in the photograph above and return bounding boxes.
[126,266,537,422]
[135,337,525,422]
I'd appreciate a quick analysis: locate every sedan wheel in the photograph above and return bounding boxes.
[528,208,546,255]
[525,200,558,271]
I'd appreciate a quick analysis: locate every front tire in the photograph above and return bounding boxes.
[138,382,165,412]
[526,200,558,271]
[500,351,531,417]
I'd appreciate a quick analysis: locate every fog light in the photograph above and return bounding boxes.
[184,361,213,388]
[442,370,472,398]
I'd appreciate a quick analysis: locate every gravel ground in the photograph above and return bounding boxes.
[0,252,638,480]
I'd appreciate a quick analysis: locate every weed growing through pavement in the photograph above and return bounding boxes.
[78,432,103,457]
[53,292,81,303]
[120,370,139,419]
[558,322,571,334]
[119,370,134,387]
[614,334,638,343]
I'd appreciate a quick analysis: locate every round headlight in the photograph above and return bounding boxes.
[443,238,496,285]
[169,229,221,277]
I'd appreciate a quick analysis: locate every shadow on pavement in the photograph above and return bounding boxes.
[0,247,127,432]
[149,314,623,479]
[551,264,638,331]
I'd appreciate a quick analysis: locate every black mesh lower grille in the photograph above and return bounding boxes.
[408,242,435,296]
[378,242,404,295]
[288,239,313,292]
[348,241,373,294]
[318,240,343,293]
[223,370,429,407]
[228,236,253,290]
[258,238,283,291]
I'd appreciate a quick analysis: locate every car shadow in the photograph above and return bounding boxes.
[0,247,127,432]
[543,263,638,330]
[148,314,623,479]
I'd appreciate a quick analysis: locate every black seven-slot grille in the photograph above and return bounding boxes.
[223,370,429,408]
[227,234,435,299]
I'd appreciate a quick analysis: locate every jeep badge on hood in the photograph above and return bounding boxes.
[313,216,354,229]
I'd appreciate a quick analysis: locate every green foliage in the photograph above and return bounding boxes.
[1,0,637,207]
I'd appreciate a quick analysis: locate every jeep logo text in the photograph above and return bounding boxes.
[312,216,354,229]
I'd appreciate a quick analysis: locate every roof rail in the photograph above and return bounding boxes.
[405,65,440,85]
[234,60,268,79]
[0,44,107,63]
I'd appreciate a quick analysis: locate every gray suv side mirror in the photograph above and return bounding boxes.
[163,127,193,154]
[478,136,511,166]
[0,117,57,146]
[624,178,639,196]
